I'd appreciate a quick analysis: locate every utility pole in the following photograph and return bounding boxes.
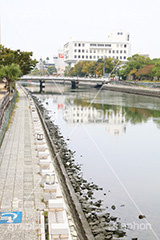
[103,55,105,77]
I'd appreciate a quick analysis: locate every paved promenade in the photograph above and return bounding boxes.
[0,86,45,239]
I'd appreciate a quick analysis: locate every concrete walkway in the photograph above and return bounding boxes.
[0,86,45,239]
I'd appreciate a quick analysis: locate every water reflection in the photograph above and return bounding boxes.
[63,104,126,136]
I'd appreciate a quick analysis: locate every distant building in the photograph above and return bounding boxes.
[53,56,58,68]
[56,51,67,75]
[43,63,56,70]
[37,60,56,72]
[137,53,150,58]
[64,31,131,67]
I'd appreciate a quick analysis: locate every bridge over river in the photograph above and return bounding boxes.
[20,75,111,90]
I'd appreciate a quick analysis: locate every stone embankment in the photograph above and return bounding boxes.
[103,82,160,98]
[30,91,127,240]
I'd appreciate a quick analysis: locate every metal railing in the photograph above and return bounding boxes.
[0,92,10,127]
[0,91,17,145]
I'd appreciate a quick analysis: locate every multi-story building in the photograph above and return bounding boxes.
[64,31,131,67]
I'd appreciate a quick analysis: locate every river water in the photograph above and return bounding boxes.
[27,83,160,240]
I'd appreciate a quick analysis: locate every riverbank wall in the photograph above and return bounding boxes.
[32,94,95,240]
[102,84,160,98]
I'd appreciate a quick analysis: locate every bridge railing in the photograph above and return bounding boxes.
[20,75,110,83]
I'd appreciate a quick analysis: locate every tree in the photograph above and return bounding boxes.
[47,66,57,75]
[152,61,160,80]
[66,58,121,78]
[119,54,152,80]
[136,65,154,80]
[105,58,121,74]
[0,45,37,75]
[31,68,47,76]
[0,64,22,92]
[82,61,96,77]
[95,62,103,77]
[73,61,89,77]
[64,65,72,76]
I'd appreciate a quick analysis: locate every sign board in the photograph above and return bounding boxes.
[0,212,22,224]
[58,53,64,59]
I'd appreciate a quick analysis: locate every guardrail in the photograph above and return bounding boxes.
[0,91,17,146]
[0,92,10,127]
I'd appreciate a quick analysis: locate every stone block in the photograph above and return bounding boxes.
[48,198,64,211]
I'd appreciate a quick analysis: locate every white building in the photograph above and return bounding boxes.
[64,31,131,67]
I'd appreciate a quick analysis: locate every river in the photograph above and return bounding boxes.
[27,83,160,240]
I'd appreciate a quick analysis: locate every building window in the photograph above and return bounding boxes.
[124,56,126,59]
[90,44,97,46]
[113,56,115,59]
[78,55,80,58]
[82,43,85,47]
[105,44,111,47]
[117,32,123,35]
[109,50,111,53]
[74,49,77,52]
[127,35,130,41]
[86,50,88,53]
[74,55,77,58]
[116,56,118,59]
[120,56,122,59]
[116,50,119,53]
[82,56,84,59]
[120,50,122,54]
[97,56,99,59]
[93,56,96,59]
[124,44,127,48]
[94,50,96,53]
[86,56,88,59]
[82,49,84,53]
[74,43,77,47]
[90,56,92,59]
[124,50,126,54]
[78,49,81,53]
[90,50,92,53]
[78,43,81,47]
[98,44,104,47]
[112,50,115,53]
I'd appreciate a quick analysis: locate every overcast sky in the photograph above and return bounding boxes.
[0,0,160,61]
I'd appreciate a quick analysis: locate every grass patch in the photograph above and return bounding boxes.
[42,211,48,217]
[16,90,19,103]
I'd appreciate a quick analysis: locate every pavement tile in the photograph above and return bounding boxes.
[0,87,44,240]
